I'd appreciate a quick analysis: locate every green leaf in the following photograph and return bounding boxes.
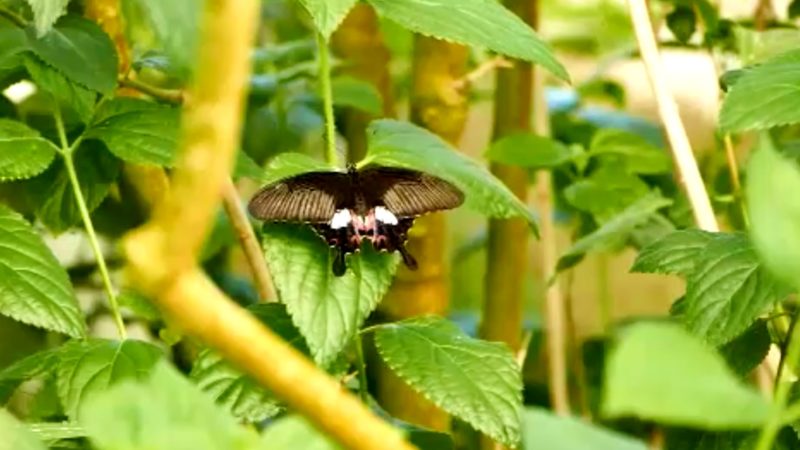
[80,362,262,450]
[26,140,120,233]
[720,52,800,132]
[589,129,671,174]
[260,415,343,450]
[0,408,47,450]
[557,192,673,271]
[746,133,800,290]
[128,0,201,79]
[603,322,770,429]
[25,0,70,37]
[191,303,309,423]
[375,316,522,446]
[367,0,568,82]
[84,98,180,166]
[631,229,716,277]
[666,5,696,44]
[363,119,536,229]
[262,152,333,185]
[56,338,163,419]
[263,223,398,366]
[0,205,84,337]
[23,54,95,123]
[564,166,649,220]
[522,407,648,450]
[483,133,577,169]
[298,0,358,39]
[27,15,118,94]
[0,119,58,181]
[332,76,383,116]
[233,150,266,182]
[0,17,30,64]
[27,421,86,442]
[0,347,59,403]
[683,232,790,346]
[117,290,161,321]
[719,319,770,378]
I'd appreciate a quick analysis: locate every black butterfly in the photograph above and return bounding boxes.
[248,164,464,276]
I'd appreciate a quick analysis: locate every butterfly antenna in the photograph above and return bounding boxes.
[397,242,418,270]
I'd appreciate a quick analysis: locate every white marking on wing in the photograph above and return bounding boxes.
[374,206,398,225]
[330,209,352,229]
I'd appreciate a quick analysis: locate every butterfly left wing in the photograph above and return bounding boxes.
[247,170,351,223]
[359,166,464,218]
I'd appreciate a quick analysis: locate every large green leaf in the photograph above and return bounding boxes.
[362,119,535,228]
[260,415,342,450]
[84,98,180,167]
[557,192,673,271]
[27,15,118,94]
[483,133,577,169]
[25,0,70,37]
[683,232,790,346]
[522,407,647,450]
[0,347,59,403]
[25,140,120,233]
[190,303,309,423]
[719,319,771,378]
[602,322,770,429]
[564,165,650,220]
[299,0,358,39]
[631,229,716,277]
[746,133,800,290]
[332,76,383,116]
[262,223,398,366]
[0,17,30,63]
[260,151,333,186]
[24,54,95,123]
[0,119,58,181]
[0,205,84,337]
[0,408,47,450]
[56,339,163,419]
[366,0,568,81]
[374,316,523,447]
[588,129,671,174]
[127,0,201,79]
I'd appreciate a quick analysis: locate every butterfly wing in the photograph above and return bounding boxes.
[247,171,351,223]
[359,166,464,218]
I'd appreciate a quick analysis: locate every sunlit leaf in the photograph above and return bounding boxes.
[0,409,46,450]
[483,133,576,169]
[25,0,70,37]
[298,0,358,39]
[332,76,383,115]
[522,407,647,450]
[631,229,716,277]
[0,119,58,181]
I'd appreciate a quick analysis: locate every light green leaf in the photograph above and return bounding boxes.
[564,166,649,220]
[0,408,47,450]
[27,421,85,442]
[557,192,673,271]
[0,348,60,403]
[367,0,568,81]
[117,290,161,321]
[483,133,576,169]
[262,152,334,185]
[27,15,118,94]
[24,54,95,123]
[630,229,716,277]
[25,140,120,233]
[603,322,770,429]
[128,0,201,79]
[362,119,536,229]
[589,129,671,174]
[298,0,358,39]
[746,133,800,290]
[57,338,163,419]
[522,407,647,450]
[0,119,58,181]
[0,205,84,337]
[375,316,522,447]
[332,76,383,115]
[80,362,262,450]
[263,223,398,366]
[191,304,309,423]
[25,0,70,37]
[84,98,179,166]
[233,150,266,182]
[683,232,790,346]
[260,415,343,450]
[735,27,800,65]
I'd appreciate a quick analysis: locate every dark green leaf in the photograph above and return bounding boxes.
[483,133,577,169]
[367,0,568,81]
[523,407,648,450]
[791,0,800,19]
[0,205,84,337]
[298,0,358,39]
[719,319,770,378]
[631,229,716,277]
[260,415,343,449]
[603,322,770,429]
[375,316,522,446]
[27,15,118,94]
[666,5,696,44]
[84,98,179,166]
[0,347,59,403]
[263,223,398,366]
[23,54,95,123]
[0,408,47,450]
[0,118,58,181]
[0,17,30,64]
[56,338,163,419]
[25,0,70,37]
[332,76,383,115]
[589,129,671,174]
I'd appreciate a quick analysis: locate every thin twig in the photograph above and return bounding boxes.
[722,135,750,227]
[627,0,719,232]
[119,75,184,104]
[453,56,513,90]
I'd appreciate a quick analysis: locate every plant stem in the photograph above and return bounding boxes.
[597,254,612,334]
[316,32,339,167]
[54,109,126,340]
[354,333,369,403]
[119,75,183,104]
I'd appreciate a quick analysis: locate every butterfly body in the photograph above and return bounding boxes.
[248,164,463,276]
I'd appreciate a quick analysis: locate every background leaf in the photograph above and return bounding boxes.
[260,415,343,450]
[127,0,201,79]
[564,166,649,220]
[366,0,568,81]
[602,322,770,429]
[374,316,523,446]
[0,119,58,181]
[589,129,671,174]
[261,152,334,185]
[332,76,383,115]
[23,54,96,123]
[0,408,47,450]
[25,0,70,37]
[262,223,398,366]
[719,319,771,378]
[483,133,576,169]
[522,407,648,450]
[0,347,59,403]
[631,229,716,277]
[0,205,84,337]
[298,0,358,39]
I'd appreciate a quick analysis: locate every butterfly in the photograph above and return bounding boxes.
[247,164,464,276]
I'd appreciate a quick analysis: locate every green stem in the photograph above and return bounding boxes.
[54,109,127,340]
[354,333,369,403]
[755,314,800,450]
[598,254,612,334]
[316,31,339,167]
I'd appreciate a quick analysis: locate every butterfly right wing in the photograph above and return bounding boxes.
[247,171,351,223]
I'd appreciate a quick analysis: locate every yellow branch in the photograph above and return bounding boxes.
[122,1,413,448]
